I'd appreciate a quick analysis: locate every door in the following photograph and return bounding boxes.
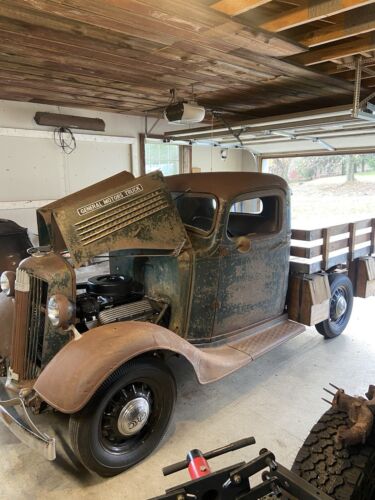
[213,190,290,339]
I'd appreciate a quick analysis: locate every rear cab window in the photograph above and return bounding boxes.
[227,194,281,239]
[171,192,217,234]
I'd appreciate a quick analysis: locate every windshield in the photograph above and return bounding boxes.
[171,192,217,234]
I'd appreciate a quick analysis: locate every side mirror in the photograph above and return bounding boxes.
[235,236,251,253]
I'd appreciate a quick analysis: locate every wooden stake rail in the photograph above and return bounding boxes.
[290,218,375,274]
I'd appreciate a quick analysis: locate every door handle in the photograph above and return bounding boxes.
[235,236,251,253]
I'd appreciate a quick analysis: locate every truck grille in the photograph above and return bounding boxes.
[25,275,48,379]
[12,269,48,380]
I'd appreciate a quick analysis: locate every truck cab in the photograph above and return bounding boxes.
[107,171,291,344]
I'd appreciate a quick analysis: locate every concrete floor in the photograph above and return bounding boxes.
[1,296,374,500]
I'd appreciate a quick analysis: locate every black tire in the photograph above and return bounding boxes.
[292,407,375,499]
[316,274,353,339]
[69,356,176,477]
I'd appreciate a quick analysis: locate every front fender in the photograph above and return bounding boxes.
[33,321,250,414]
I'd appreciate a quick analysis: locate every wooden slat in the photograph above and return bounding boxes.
[291,228,322,241]
[290,260,322,274]
[290,245,322,259]
[329,223,351,237]
[260,0,374,32]
[211,0,273,16]
[326,252,349,269]
[329,238,349,252]
[298,5,375,47]
[291,33,375,65]
[355,233,372,245]
[353,219,372,230]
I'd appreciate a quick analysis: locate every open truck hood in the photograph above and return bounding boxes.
[37,170,190,267]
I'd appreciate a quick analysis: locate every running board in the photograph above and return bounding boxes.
[196,318,305,383]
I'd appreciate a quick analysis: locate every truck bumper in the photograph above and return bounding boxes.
[0,379,56,461]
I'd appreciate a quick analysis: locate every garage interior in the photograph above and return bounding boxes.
[0,1,375,499]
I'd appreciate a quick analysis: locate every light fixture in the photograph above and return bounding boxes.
[220,148,228,161]
[34,112,105,131]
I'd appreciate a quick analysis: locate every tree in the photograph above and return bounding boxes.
[346,155,355,182]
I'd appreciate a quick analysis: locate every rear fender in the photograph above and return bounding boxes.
[33,321,248,414]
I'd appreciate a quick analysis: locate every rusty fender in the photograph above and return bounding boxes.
[33,321,250,414]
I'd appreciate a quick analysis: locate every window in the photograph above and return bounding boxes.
[145,142,179,176]
[172,193,217,233]
[227,195,280,238]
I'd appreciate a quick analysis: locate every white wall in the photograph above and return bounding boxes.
[0,100,179,235]
[192,145,257,172]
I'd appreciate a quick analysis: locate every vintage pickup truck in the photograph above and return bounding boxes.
[0,170,374,476]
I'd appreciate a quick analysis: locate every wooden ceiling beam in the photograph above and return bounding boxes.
[0,73,165,106]
[261,0,375,32]
[210,0,273,16]
[0,81,158,110]
[0,93,145,115]
[298,5,375,47]
[325,68,375,80]
[291,33,375,65]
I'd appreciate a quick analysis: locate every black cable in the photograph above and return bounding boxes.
[54,126,76,154]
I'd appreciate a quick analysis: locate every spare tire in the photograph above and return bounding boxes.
[292,407,375,499]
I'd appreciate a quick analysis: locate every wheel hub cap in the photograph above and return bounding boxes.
[333,295,347,320]
[117,397,150,436]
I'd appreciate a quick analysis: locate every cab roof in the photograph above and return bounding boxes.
[165,172,288,200]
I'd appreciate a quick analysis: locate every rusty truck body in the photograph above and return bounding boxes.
[0,170,374,476]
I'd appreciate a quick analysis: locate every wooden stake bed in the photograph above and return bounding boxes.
[290,217,375,274]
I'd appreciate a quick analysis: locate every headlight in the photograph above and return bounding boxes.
[0,271,15,296]
[47,294,75,329]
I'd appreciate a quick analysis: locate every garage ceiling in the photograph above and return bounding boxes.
[1,0,375,119]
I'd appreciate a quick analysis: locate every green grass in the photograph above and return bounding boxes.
[355,170,375,177]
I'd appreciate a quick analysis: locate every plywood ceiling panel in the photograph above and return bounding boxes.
[0,0,373,119]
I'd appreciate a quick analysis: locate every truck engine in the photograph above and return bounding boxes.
[74,273,169,332]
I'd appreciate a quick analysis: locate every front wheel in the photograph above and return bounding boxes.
[315,273,353,339]
[69,356,176,476]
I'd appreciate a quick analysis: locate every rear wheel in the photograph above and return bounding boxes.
[69,356,176,476]
[292,407,375,499]
[316,274,353,339]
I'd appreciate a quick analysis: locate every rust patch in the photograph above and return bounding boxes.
[38,171,191,267]
[327,384,375,446]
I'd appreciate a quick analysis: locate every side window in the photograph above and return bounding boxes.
[227,195,280,238]
[172,193,217,234]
